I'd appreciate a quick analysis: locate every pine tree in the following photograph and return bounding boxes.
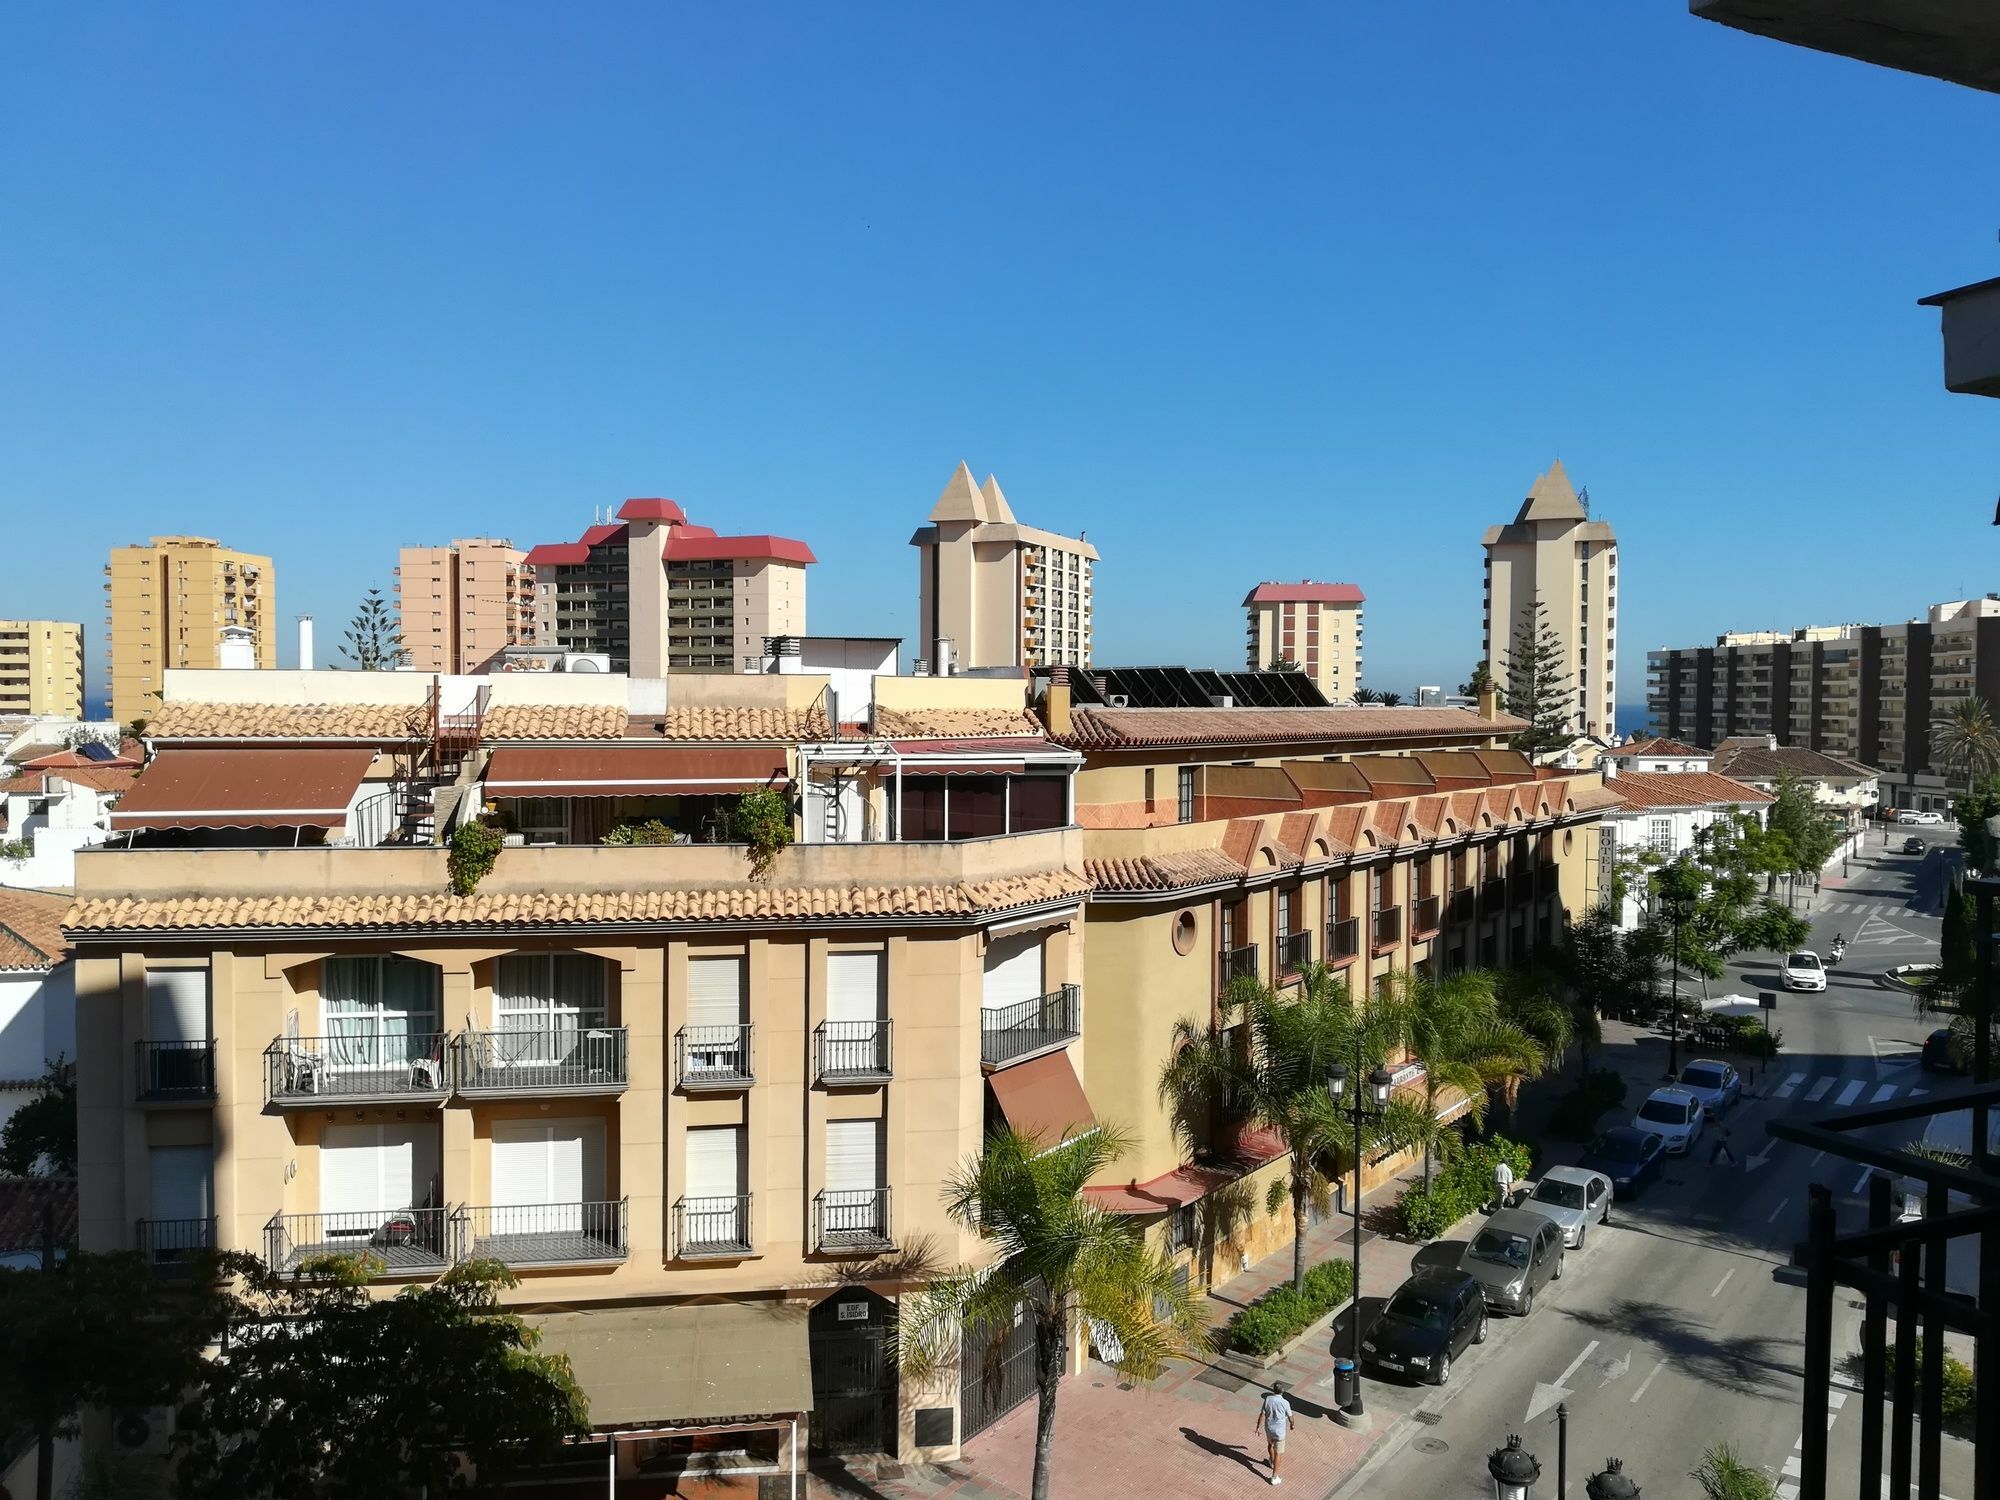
[1458,660,1493,698]
[338,586,406,671]
[1499,597,1574,756]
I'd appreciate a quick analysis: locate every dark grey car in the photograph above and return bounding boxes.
[1461,1207,1565,1316]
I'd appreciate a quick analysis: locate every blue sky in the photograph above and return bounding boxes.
[3,4,1994,708]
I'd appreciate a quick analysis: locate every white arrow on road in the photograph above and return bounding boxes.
[1526,1340,1600,1422]
[1598,1348,1633,1388]
[1744,1138,1779,1173]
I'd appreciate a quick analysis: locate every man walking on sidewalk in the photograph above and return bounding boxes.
[1254,1380,1293,1486]
[1491,1155,1515,1213]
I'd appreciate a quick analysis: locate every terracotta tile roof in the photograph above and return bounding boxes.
[1084,849,1250,893]
[1603,769,1774,811]
[3,767,140,798]
[0,889,70,969]
[1608,737,1706,760]
[873,707,1045,739]
[1708,742,1874,783]
[149,702,429,742]
[1566,782,1628,813]
[1063,705,1525,750]
[0,1176,77,1252]
[64,870,1093,937]
[481,704,629,740]
[630,707,829,742]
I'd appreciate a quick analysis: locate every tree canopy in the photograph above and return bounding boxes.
[0,1058,75,1177]
[1499,597,1574,756]
[338,585,407,670]
[1931,696,2000,794]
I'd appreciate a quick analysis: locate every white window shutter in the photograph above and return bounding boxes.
[686,1125,742,1199]
[981,935,1044,1014]
[148,1146,210,1220]
[687,957,746,1027]
[825,1119,881,1194]
[826,952,885,1026]
[491,1121,552,1209]
[146,970,209,1043]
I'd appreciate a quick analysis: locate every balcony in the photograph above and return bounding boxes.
[1323,916,1360,966]
[136,1216,214,1275]
[454,1200,628,1267]
[675,1194,752,1259]
[815,1020,892,1084]
[1480,879,1507,917]
[264,1208,453,1277]
[264,1034,450,1107]
[1446,889,1475,927]
[1218,943,1260,992]
[1277,929,1313,978]
[135,1041,215,1104]
[815,1187,894,1254]
[981,985,1081,1069]
[1412,894,1442,937]
[1371,907,1402,951]
[1510,875,1535,908]
[677,1024,754,1091]
[454,1027,628,1097]
[1538,865,1561,898]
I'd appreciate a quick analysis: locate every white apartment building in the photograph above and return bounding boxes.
[1243,582,1364,699]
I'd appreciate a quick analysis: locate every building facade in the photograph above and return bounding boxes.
[910,463,1096,672]
[1482,461,1619,741]
[526,499,813,676]
[394,538,536,674]
[1594,758,1773,929]
[0,621,84,718]
[105,537,275,726]
[1242,582,1364,699]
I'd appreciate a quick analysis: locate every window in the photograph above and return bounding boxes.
[1372,866,1391,913]
[1177,766,1196,823]
[495,954,609,1064]
[1144,768,1156,814]
[1647,818,1673,858]
[1278,887,1299,939]
[1221,899,1247,954]
[323,957,440,1070]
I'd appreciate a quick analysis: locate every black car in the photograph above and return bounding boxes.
[1903,836,1926,854]
[1922,1027,1966,1074]
[1578,1126,1667,1199]
[1359,1267,1487,1386]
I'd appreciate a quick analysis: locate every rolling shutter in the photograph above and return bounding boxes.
[491,1119,603,1233]
[320,1124,433,1221]
[148,1146,211,1221]
[982,935,1044,1015]
[146,970,209,1043]
[826,952,885,1026]
[825,1118,881,1194]
[687,956,746,1027]
[686,1125,742,1199]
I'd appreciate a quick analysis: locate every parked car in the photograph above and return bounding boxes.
[1523,1166,1614,1249]
[1579,1125,1667,1199]
[1632,1085,1706,1155]
[1781,951,1827,992]
[1461,1207,1565,1316]
[1675,1059,1742,1115]
[1898,810,1945,825]
[1360,1267,1487,1386]
[1922,1028,1967,1074]
[1902,836,1927,854]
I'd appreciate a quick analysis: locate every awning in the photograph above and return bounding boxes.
[485,746,787,798]
[110,748,375,831]
[1083,1162,1235,1215]
[532,1301,811,1429]
[895,762,1028,777]
[987,1050,1095,1149]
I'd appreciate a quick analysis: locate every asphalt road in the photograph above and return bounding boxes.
[1334,823,1974,1500]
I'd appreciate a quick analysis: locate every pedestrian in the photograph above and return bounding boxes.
[1709,1129,1736,1167]
[1492,1154,1515,1212]
[1253,1379,1293,1486]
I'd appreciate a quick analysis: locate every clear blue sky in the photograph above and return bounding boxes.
[3,4,1994,710]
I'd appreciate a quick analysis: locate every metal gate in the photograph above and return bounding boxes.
[960,1293,1038,1440]
[809,1287,898,1458]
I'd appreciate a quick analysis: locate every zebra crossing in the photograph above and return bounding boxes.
[1817,897,1936,921]
[1773,1069,1928,1106]
[1775,1382,1967,1500]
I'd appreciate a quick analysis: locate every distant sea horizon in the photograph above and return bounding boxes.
[1616,704,1650,739]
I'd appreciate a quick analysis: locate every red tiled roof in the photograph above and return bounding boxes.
[523,542,590,566]
[1243,582,1365,605]
[1085,849,1251,893]
[663,533,816,565]
[1608,737,1706,760]
[617,497,687,523]
[1708,742,1874,783]
[1064,706,1525,750]
[18,747,142,771]
[0,1176,77,1252]
[0,888,70,970]
[1084,1163,1235,1214]
[1604,769,1774,811]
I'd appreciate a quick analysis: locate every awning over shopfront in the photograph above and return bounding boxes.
[1082,1162,1235,1215]
[987,1050,1095,1150]
[484,746,788,798]
[533,1301,812,1430]
[109,747,376,831]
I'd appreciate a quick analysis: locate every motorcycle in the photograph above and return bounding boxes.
[1830,939,1847,965]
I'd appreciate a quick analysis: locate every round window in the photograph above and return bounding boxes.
[1171,910,1198,956]
[1562,830,1573,854]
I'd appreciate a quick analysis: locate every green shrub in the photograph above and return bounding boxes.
[1692,1441,1777,1500]
[1228,1257,1355,1355]
[1882,1338,1975,1421]
[1394,1135,1535,1241]
[1550,1069,1629,1142]
[1695,1013,1782,1057]
[446,822,504,896]
[730,787,793,876]
[601,819,678,846]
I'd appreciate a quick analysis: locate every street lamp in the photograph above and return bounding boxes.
[1487,1434,1542,1500]
[1662,878,1693,1081]
[1326,1055,1394,1427]
[1585,1457,1642,1499]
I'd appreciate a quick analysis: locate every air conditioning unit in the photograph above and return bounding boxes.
[1106,694,1130,708]
[1210,694,1234,708]
[113,1405,174,1457]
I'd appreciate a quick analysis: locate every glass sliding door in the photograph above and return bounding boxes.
[323,956,441,1076]
[494,955,608,1068]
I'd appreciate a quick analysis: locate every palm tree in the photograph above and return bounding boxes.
[1378,692,1405,707]
[1158,965,1405,1293]
[1389,969,1546,1186]
[1930,695,2000,794]
[897,1126,1199,1500]
[1351,687,1385,705]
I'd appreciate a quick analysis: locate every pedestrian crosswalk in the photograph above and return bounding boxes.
[1773,1070,1928,1106]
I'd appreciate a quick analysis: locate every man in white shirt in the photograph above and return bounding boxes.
[1253,1380,1292,1486]
[1493,1157,1515,1212]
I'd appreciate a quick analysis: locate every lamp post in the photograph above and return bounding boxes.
[1326,1055,1394,1428]
[1664,885,1688,1082]
[1585,1457,1642,1499]
[1487,1434,1542,1500]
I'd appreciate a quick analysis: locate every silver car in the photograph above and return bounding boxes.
[1522,1166,1614,1249]
[1461,1207,1565,1316]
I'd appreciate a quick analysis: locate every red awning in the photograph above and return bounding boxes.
[894,762,1028,777]
[987,1051,1095,1149]
[485,746,787,798]
[1082,1162,1235,1215]
[110,748,376,831]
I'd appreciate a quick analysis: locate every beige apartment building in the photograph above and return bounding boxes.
[1482,461,1619,741]
[527,499,813,675]
[104,536,274,726]
[1242,582,1364,699]
[0,620,84,717]
[911,462,1096,672]
[394,538,536,674]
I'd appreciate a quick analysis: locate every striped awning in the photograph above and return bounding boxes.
[484,746,787,798]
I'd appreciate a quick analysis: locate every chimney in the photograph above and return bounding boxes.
[1043,664,1072,739]
[1602,756,1617,780]
[297,615,315,671]
[1478,683,1499,721]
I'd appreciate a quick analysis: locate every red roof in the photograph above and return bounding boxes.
[1244,581,1365,606]
[1605,769,1773,811]
[580,523,626,547]
[523,542,589,566]
[1084,1162,1235,1214]
[617,497,687,523]
[18,747,142,771]
[111,747,377,831]
[0,1176,77,1252]
[663,533,816,565]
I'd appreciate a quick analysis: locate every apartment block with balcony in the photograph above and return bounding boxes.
[104,536,275,727]
[1242,582,1364,700]
[0,620,84,718]
[394,538,536,674]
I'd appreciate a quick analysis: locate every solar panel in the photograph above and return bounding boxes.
[1073,666,1330,710]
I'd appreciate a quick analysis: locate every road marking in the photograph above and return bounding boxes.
[1766,1197,1790,1224]
[1810,1150,1826,1167]
[1554,1340,1600,1388]
[1628,1358,1665,1404]
[1778,1072,1804,1098]
[1829,1389,1848,1409]
[1871,1084,1899,1104]
[1853,1166,1875,1194]
[1807,1077,1836,1102]
[1711,1268,1735,1298]
[1835,1080,1866,1106]
[1912,1088,1929,1097]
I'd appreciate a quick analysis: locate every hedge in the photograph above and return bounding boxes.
[1883,1338,1975,1422]
[1691,1013,1782,1058]
[1396,1136,1535,1242]
[1229,1257,1356,1355]
[1549,1069,1629,1142]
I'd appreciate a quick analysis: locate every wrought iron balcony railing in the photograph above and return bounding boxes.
[1480,878,1507,916]
[1412,894,1442,936]
[1324,917,1359,965]
[815,1020,892,1083]
[676,1024,754,1091]
[1218,943,1260,992]
[981,985,1081,1068]
[136,1216,214,1274]
[1372,907,1402,950]
[1446,889,1475,926]
[814,1187,894,1253]
[264,1207,452,1277]
[264,1033,450,1106]
[675,1194,752,1259]
[135,1041,215,1104]
[453,1027,628,1096]
[1277,930,1312,976]
[453,1199,628,1266]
